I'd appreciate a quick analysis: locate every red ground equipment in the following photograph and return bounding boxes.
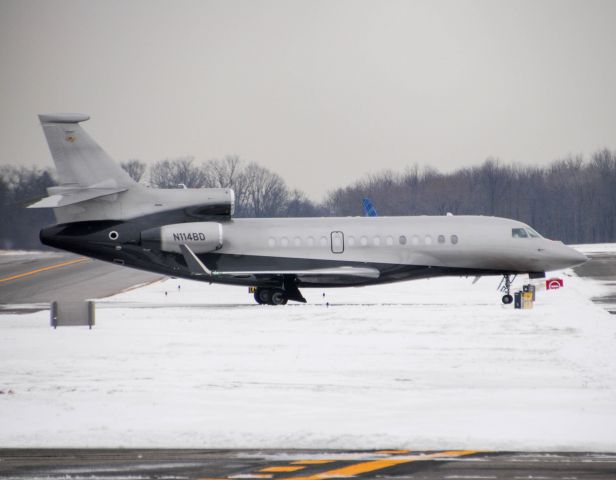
[546,278,564,290]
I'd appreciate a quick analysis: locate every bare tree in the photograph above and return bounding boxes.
[149,156,207,188]
[0,166,55,249]
[202,156,249,213]
[4,148,616,249]
[242,162,289,217]
[203,155,243,188]
[120,159,146,182]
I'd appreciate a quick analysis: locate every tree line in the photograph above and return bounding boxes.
[1,149,615,250]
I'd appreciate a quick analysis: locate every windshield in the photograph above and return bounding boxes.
[526,227,541,238]
[512,228,528,238]
[512,227,543,239]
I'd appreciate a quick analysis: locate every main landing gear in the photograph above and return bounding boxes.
[253,278,307,306]
[498,274,516,304]
[254,287,288,305]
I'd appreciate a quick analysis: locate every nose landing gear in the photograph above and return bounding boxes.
[498,274,516,304]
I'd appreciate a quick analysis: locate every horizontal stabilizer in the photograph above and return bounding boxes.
[27,187,127,208]
[39,113,90,124]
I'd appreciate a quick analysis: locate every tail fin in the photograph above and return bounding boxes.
[362,197,378,217]
[38,113,135,188]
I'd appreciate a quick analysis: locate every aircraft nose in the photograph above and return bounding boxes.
[549,243,588,269]
[568,247,589,266]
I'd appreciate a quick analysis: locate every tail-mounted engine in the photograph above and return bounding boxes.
[141,222,223,253]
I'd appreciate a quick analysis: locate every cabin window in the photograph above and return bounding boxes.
[268,237,276,248]
[373,236,381,246]
[412,235,420,245]
[399,235,407,245]
[360,236,369,246]
[319,236,328,247]
[293,237,302,247]
[425,235,433,245]
[451,234,459,244]
[385,235,394,246]
[280,237,289,247]
[437,235,445,244]
[306,236,315,247]
[512,228,528,238]
[347,236,356,247]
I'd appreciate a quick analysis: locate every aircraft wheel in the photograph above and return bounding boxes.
[502,294,513,305]
[270,290,288,306]
[257,288,272,305]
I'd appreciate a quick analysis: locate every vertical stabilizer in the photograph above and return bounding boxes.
[38,113,135,188]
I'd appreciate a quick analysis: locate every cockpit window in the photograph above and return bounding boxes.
[526,228,541,238]
[512,228,528,238]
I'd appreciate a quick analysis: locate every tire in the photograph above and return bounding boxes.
[254,291,265,304]
[270,290,288,306]
[502,294,513,305]
[258,288,272,305]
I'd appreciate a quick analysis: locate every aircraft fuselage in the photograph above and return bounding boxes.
[41,214,586,289]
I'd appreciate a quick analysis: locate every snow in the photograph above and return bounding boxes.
[1,262,616,451]
[0,249,61,257]
[572,243,616,255]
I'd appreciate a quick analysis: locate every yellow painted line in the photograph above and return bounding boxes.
[291,460,336,465]
[0,257,88,284]
[427,450,480,459]
[287,458,412,479]
[228,475,273,479]
[283,450,479,479]
[375,449,411,454]
[260,466,305,473]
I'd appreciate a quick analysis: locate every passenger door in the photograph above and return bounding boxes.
[331,231,344,254]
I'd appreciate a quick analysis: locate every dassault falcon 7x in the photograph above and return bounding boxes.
[31,113,588,305]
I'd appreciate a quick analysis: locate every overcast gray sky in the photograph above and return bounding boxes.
[1,0,615,199]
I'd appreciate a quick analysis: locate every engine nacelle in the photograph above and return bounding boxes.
[141,222,223,253]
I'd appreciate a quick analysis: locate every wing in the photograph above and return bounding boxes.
[179,244,380,280]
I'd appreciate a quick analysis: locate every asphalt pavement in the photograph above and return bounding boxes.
[0,251,162,312]
[1,449,616,479]
[573,251,616,313]
[2,250,616,478]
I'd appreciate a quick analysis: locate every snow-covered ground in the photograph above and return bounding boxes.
[573,243,616,255]
[1,266,615,451]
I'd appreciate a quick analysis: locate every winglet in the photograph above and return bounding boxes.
[179,244,212,276]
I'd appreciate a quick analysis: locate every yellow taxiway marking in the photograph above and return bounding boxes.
[286,458,413,479]
[375,449,411,454]
[291,460,336,465]
[260,466,305,473]
[283,450,479,479]
[427,450,480,459]
[228,475,273,479]
[0,257,88,284]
